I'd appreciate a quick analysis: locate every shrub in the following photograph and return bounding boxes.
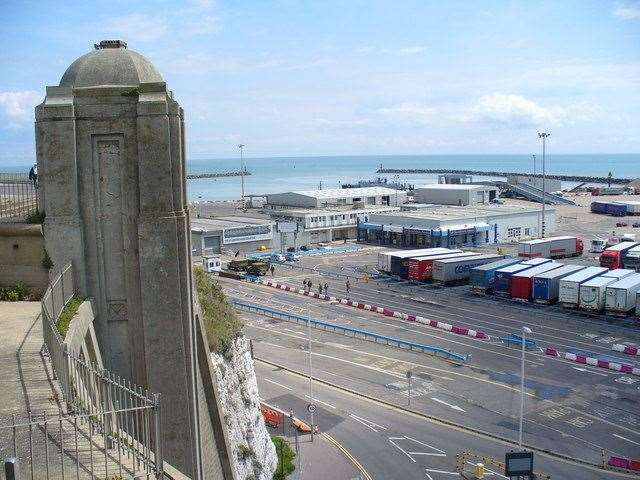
[57,296,83,337]
[26,210,46,224]
[193,266,243,355]
[272,436,295,480]
[42,249,54,270]
[0,281,31,301]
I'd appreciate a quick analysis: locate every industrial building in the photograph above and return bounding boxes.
[358,204,555,248]
[506,175,562,193]
[265,186,407,209]
[413,184,499,206]
[191,217,275,256]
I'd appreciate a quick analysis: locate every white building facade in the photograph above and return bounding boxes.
[413,184,499,206]
[266,187,407,209]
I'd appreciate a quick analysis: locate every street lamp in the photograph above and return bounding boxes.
[307,308,315,442]
[532,154,536,177]
[537,133,550,238]
[519,326,532,450]
[238,144,245,210]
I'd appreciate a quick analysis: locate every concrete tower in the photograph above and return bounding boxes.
[35,40,215,476]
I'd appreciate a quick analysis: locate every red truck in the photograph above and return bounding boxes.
[600,242,639,269]
[407,251,478,281]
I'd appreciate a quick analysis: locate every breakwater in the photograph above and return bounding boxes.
[186,171,251,179]
[375,168,632,184]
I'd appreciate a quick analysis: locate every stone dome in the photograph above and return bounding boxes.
[59,40,163,88]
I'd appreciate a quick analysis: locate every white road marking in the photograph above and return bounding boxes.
[613,433,640,446]
[348,413,388,432]
[466,461,508,478]
[304,394,336,409]
[572,366,609,377]
[388,436,446,463]
[424,469,458,475]
[430,397,466,413]
[264,378,292,390]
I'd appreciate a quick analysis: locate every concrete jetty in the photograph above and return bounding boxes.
[187,170,251,179]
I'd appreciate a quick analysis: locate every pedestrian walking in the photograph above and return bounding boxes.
[324,282,328,296]
[308,280,313,292]
[318,284,322,295]
[345,280,350,295]
[270,265,275,276]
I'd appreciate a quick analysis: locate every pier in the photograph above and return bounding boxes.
[375,167,631,184]
[186,170,251,179]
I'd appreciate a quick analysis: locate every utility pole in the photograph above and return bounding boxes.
[307,309,315,442]
[519,326,532,450]
[238,144,245,210]
[537,133,550,238]
[532,154,536,177]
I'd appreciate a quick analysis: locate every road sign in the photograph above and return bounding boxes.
[307,403,317,414]
[505,451,534,477]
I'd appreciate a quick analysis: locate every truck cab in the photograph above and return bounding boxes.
[590,239,606,253]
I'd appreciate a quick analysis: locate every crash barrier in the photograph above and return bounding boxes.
[545,347,640,376]
[232,299,469,363]
[498,335,537,349]
[612,344,640,356]
[455,451,551,479]
[606,455,640,472]
[260,402,311,433]
[253,278,489,340]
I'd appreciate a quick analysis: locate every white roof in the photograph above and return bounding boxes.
[520,236,575,245]
[416,184,494,191]
[290,187,400,199]
[607,273,640,289]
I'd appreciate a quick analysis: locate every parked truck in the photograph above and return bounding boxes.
[392,248,456,277]
[511,262,562,301]
[532,265,585,304]
[432,254,503,284]
[622,245,640,271]
[599,242,639,269]
[605,273,640,314]
[470,258,521,294]
[558,266,608,308]
[494,258,552,295]
[408,251,478,281]
[602,268,635,281]
[518,236,583,259]
[382,248,452,274]
[579,276,619,311]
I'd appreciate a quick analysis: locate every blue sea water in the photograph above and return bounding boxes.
[187,154,639,201]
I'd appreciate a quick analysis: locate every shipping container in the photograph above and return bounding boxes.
[493,258,551,294]
[377,250,403,271]
[605,273,640,313]
[407,251,477,281]
[600,242,639,269]
[621,201,640,215]
[389,248,453,276]
[601,268,635,280]
[558,266,608,307]
[470,258,522,293]
[636,291,640,316]
[579,276,618,311]
[385,248,452,274]
[590,201,607,214]
[510,262,562,301]
[432,254,504,283]
[518,236,583,259]
[623,246,640,271]
[605,202,627,217]
[532,265,584,303]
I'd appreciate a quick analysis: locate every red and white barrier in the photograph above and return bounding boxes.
[612,344,640,356]
[257,279,489,340]
[545,347,640,376]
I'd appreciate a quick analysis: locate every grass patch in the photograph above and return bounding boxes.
[193,266,243,355]
[272,436,296,480]
[57,296,83,337]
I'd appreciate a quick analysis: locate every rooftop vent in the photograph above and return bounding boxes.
[94,40,127,50]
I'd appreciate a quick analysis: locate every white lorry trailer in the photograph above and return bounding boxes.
[605,273,640,314]
[579,276,618,311]
[518,236,583,259]
[558,266,608,308]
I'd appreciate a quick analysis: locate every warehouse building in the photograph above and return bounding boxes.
[191,217,275,256]
[413,184,499,206]
[358,204,555,248]
[266,186,407,209]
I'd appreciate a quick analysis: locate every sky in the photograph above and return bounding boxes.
[0,0,639,166]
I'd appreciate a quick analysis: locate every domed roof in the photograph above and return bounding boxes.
[59,40,163,88]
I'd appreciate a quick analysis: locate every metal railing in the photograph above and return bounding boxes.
[7,262,166,479]
[232,299,469,363]
[0,172,38,221]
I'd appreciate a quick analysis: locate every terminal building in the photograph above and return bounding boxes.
[191,217,275,256]
[358,204,555,248]
[413,184,499,206]
[265,186,407,209]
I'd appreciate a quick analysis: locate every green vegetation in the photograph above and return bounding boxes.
[272,436,296,480]
[0,281,31,301]
[42,248,54,270]
[26,209,46,224]
[193,266,243,355]
[57,296,83,337]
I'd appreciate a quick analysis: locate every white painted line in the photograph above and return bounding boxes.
[572,366,609,377]
[424,469,458,475]
[388,436,446,462]
[430,397,466,413]
[613,433,640,446]
[388,438,416,463]
[348,413,388,433]
[264,378,292,391]
[466,461,508,478]
[304,394,336,409]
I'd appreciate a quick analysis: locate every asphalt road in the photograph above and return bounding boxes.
[255,360,627,480]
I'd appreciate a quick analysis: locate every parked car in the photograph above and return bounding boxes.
[633,222,640,228]
[270,253,286,262]
[300,245,309,251]
[616,222,628,227]
[286,246,296,252]
[285,252,299,262]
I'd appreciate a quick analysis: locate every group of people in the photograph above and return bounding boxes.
[301,278,352,297]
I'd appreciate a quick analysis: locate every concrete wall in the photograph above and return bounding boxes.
[414,186,497,206]
[0,223,49,296]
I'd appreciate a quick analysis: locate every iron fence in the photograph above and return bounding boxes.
[0,172,38,222]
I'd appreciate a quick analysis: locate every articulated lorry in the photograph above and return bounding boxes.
[378,248,451,273]
[470,258,521,294]
[391,248,456,277]
[432,254,503,284]
[605,273,640,314]
[558,266,608,308]
[407,251,479,281]
[493,258,552,295]
[532,264,585,304]
[600,242,639,269]
[518,236,583,259]
[510,262,562,301]
[622,245,640,271]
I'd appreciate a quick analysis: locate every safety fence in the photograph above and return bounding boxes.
[232,299,469,363]
[0,172,38,222]
[1,262,164,479]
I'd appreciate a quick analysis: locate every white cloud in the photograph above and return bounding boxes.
[471,93,565,127]
[613,4,640,19]
[0,91,41,126]
[102,14,168,42]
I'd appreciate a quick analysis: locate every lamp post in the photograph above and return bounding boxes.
[537,133,550,238]
[307,308,315,442]
[238,144,245,210]
[532,154,536,177]
[519,326,532,450]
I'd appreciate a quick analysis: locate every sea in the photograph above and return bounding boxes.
[4,154,638,201]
